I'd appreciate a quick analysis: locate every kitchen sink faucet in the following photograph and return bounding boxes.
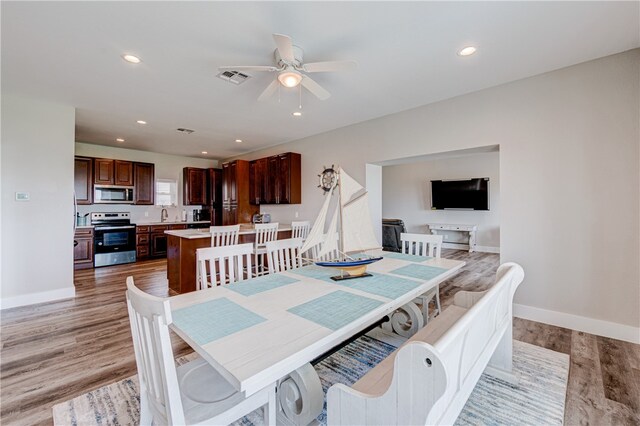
[161,208,168,223]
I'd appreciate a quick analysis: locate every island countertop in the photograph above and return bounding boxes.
[165,224,292,239]
[166,224,293,293]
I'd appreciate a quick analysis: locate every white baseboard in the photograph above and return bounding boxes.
[442,243,500,254]
[0,286,76,310]
[476,245,500,254]
[514,303,640,344]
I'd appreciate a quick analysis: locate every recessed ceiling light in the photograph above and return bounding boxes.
[458,46,477,57]
[292,111,302,117]
[202,151,208,155]
[116,138,125,142]
[122,54,142,64]
[136,120,147,125]
[235,139,242,143]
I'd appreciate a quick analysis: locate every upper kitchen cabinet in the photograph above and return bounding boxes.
[94,158,133,186]
[94,158,114,184]
[133,162,155,205]
[208,168,222,206]
[249,158,268,205]
[183,167,207,205]
[74,156,93,205]
[250,152,301,205]
[222,161,238,204]
[114,160,134,186]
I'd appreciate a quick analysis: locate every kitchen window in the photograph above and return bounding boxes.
[155,179,177,206]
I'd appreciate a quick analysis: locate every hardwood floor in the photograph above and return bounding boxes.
[1,250,638,425]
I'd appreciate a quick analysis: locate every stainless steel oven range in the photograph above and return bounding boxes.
[91,212,136,267]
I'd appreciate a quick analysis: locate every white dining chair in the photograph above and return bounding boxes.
[265,238,303,274]
[210,224,240,247]
[400,232,443,258]
[125,277,276,426]
[196,243,253,290]
[400,233,444,324]
[253,223,279,276]
[291,221,310,241]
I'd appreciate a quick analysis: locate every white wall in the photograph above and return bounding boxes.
[230,49,640,342]
[382,151,500,251]
[75,143,218,224]
[1,95,76,308]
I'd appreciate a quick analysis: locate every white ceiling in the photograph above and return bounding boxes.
[2,2,638,160]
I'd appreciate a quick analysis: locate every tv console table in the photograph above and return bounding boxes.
[427,223,478,253]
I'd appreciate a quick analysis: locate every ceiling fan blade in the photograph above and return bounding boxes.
[302,60,357,73]
[218,65,279,72]
[273,33,295,63]
[258,79,280,101]
[301,75,331,100]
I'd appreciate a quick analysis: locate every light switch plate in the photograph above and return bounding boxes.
[15,192,30,201]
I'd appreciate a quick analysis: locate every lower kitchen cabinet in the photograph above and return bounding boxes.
[137,224,189,260]
[74,228,94,269]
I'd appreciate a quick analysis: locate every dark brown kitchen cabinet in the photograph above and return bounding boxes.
[208,168,222,206]
[221,160,258,225]
[222,162,238,204]
[183,168,207,205]
[249,158,268,205]
[94,158,115,184]
[74,228,94,269]
[249,152,301,205]
[134,162,155,205]
[94,158,133,186]
[74,156,93,205]
[114,160,134,186]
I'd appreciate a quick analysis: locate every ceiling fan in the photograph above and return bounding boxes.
[218,33,357,101]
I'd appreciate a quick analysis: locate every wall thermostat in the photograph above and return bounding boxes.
[15,192,30,201]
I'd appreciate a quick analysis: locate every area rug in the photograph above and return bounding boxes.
[52,337,569,425]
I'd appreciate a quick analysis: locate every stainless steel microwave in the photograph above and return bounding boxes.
[94,185,134,204]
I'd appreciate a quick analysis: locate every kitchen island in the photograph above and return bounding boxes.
[165,224,292,294]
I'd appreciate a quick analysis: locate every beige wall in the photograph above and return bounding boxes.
[231,49,640,341]
[75,143,218,224]
[1,95,76,307]
[382,151,500,250]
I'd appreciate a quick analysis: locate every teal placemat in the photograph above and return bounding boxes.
[173,298,266,345]
[227,274,300,296]
[289,265,335,283]
[383,252,432,262]
[288,290,383,330]
[390,263,449,281]
[335,272,421,299]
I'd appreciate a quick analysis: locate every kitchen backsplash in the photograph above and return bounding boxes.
[76,204,203,224]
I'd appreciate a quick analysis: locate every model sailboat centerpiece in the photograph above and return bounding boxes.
[300,166,383,281]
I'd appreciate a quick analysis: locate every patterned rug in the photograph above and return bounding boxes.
[52,337,569,425]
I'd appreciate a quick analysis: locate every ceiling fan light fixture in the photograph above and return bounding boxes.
[278,69,302,88]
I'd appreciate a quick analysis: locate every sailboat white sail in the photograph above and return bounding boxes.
[342,192,381,253]
[300,184,335,254]
[303,166,381,268]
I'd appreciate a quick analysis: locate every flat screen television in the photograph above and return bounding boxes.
[431,178,489,210]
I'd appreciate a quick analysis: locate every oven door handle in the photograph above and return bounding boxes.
[95,225,136,231]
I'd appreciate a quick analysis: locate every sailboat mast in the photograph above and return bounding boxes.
[337,167,345,255]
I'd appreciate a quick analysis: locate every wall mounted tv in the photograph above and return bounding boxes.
[431,178,490,210]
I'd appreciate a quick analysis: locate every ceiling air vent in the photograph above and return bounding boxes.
[176,128,195,134]
[216,70,251,85]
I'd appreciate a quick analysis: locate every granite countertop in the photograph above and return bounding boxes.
[165,224,292,239]
[135,220,210,226]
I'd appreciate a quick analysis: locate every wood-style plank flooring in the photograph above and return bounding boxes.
[1,250,638,425]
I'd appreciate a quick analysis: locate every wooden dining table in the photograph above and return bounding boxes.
[169,250,465,425]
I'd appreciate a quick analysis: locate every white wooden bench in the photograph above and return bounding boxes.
[327,262,525,426]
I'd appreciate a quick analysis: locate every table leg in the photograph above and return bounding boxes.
[381,301,424,337]
[276,363,324,426]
